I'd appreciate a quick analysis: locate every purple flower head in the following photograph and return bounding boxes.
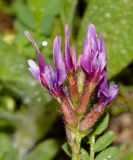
[77,24,118,115]
[25,24,118,128]
[25,31,66,99]
[81,24,106,83]
[25,25,82,100]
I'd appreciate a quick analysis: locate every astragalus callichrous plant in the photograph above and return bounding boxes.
[25,24,118,160]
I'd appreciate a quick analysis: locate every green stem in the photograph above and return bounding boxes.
[72,132,81,160]
[90,136,95,160]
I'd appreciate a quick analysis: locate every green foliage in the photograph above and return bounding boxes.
[62,143,91,159]
[1,149,18,160]
[12,0,64,35]
[86,113,118,160]
[0,133,18,160]
[62,142,71,157]
[94,131,115,152]
[25,139,59,160]
[0,133,10,158]
[77,0,133,78]
[81,148,90,160]
[27,0,46,21]
[12,0,36,30]
[61,0,77,28]
[95,147,119,160]
[11,0,65,60]
[92,113,109,135]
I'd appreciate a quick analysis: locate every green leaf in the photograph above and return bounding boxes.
[61,0,77,28]
[40,15,55,35]
[77,0,133,78]
[40,0,64,35]
[93,113,109,135]
[62,142,71,157]
[95,147,119,160]
[43,0,64,16]
[25,139,59,160]
[0,133,10,157]
[14,20,27,32]
[81,148,90,160]
[2,149,18,160]
[94,131,115,152]
[27,0,45,21]
[13,33,30,49]
[12,0,36,29]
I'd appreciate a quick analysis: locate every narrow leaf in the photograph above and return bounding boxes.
[25,139,59,160]
[61,0,77,28]
[81,148,90,160]
[93,113,109,135]
[95,147,119,160]
[40,0,64,35]
[12,0,36,29]
[62,142,71,157]
[94,131,115,152]
[27,0,45,21]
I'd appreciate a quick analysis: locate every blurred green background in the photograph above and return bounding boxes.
[0,0,133,159]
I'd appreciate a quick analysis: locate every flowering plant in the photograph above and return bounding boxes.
[25,24,118,160]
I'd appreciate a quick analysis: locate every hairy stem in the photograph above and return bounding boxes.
[90,136,95,160]
[71,131,81,160]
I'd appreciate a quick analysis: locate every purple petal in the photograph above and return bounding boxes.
[28,59,41,82]
[108,84,118,103]
[81,24,98,73]
[53,36,66,85]
[88,24,97,37]
[44,65,62,97]
[81,29,92,73]
[44,65,56,87]
[98,73,109,107]
[71,45,76,70]
[100,33,106,53]
[81,51,92,73]
[86,24,98,52]
[97,69,106,83]
[98,71,108,97]
[64,25,73,71]
[24,31,45,73]
[91,50,98,72]
[98,93,108,108]
[97,51,106,72]
[40,74,48,88]
[47,65,56,87]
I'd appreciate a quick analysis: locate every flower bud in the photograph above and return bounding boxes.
[77,82,96,115]
[60,95,77,126]
[67,71,78,104]
[79,105,104,132]
[76,68,85,95]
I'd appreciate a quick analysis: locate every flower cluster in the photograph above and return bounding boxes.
[25,24,118,133]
